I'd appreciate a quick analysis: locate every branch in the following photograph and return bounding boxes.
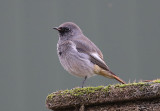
[46,79,160,111]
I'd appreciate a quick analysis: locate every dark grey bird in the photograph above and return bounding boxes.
[53,22,126,87]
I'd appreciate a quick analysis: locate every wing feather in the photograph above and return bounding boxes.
[72,36,103,59]
[72,36,111,72]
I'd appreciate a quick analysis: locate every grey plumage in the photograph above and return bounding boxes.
[57,40,94,78]
[54,22,126,87]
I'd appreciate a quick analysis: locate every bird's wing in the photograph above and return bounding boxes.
[89,53,109,71]
[72,36,103,59]
[72,36,110,71]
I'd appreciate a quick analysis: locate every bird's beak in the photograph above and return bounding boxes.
[53,27,61,31]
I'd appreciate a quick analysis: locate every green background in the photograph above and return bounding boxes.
[0,0,160,111]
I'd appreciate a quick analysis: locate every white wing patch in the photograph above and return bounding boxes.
[70,41,77,51]
[91,53,106,64]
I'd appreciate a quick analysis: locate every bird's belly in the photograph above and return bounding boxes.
[59,53,95,78]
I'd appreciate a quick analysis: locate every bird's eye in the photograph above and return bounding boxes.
[63,27,69,32]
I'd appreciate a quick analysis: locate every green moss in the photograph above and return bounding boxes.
[68,86,104,96]
[152,79,160,83]
[56,86,107,97]
[61,89,70,95]
[47,93,56,100]
[103,85,112,92]
[53,85,113,97]
[114,82,148,88]
[114,79,160,88]
[46,79,160,100]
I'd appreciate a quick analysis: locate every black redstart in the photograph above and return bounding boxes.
[54,22,126,87]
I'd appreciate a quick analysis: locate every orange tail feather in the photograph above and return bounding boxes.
[94,65,126,84]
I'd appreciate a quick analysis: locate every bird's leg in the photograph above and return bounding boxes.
[82,76,87,88]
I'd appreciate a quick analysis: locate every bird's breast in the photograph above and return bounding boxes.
[57,44,95,78]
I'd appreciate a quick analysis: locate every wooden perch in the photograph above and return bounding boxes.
[46,79,160,111]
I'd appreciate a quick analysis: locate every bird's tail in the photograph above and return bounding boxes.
[94,65,126,84]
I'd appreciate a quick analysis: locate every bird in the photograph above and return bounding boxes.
[53,22,126,88]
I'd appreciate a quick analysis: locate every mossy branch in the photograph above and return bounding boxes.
[46,79,160,111]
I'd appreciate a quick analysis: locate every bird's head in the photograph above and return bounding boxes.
[53,22,83,38]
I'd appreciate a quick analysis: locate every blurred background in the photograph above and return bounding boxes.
[0,0,160,111]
